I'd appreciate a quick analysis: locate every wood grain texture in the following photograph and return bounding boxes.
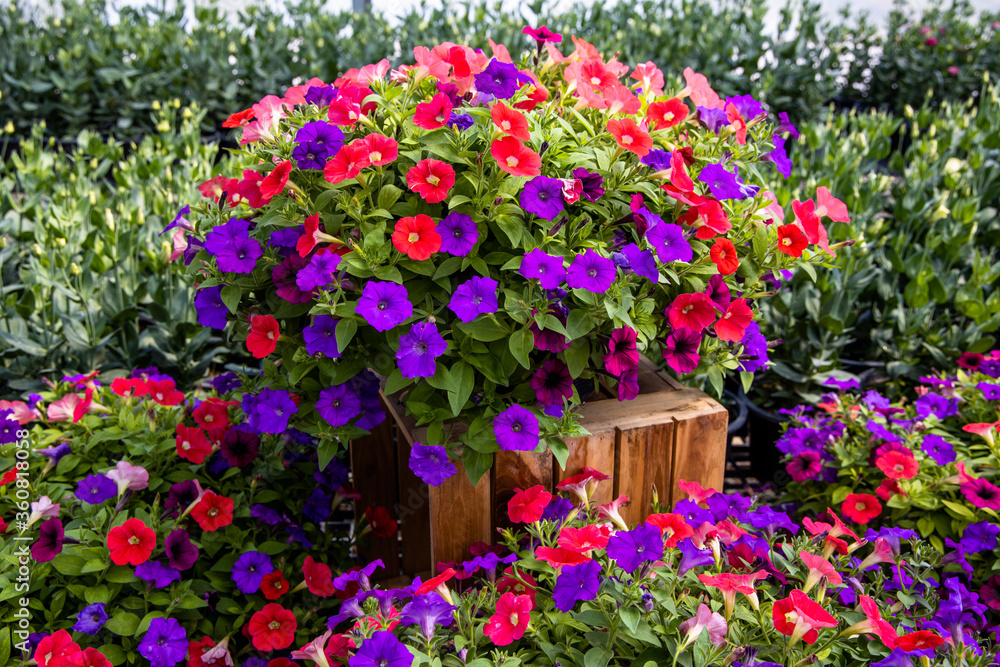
[493,450,553,535]
[351,412,400,578]
[614,421,674,525]
[429,461,492,570]
[669,401,729,505]
[556,431,616,507]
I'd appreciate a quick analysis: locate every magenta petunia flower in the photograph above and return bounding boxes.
[962,478,1000,510]
[303,315,341,357]
[603,327,639,377]
[409,443,457,487]
[32,518,64,562]
[164,529,199,571]
[316,383,362,428]
[662,328,702,374]
[272,254,314,303]
[572,168,604,201]
[617,367,639,401]
[522,25,562,43]
[787,451,823,482]
[357,281,413,332]
[204,218,262,274]
[520,248,567,289]
[296,252,341,292]
[530,308,571,352]
[221,426,260,467]
[521,176,565,221]
[396,322,448,378]
[530,360,573,407]
[567,249,616,293]
[448,277,499,323]
[494,404,540,451]
[704,274,731,312]
[436,212,478,256]
[647,222,693,264]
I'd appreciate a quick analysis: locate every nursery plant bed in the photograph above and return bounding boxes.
[352,357,728,578]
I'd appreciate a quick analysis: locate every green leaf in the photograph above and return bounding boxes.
[508,328,533,369]
[104,611,141,636]
[318,439,339,471]
[462,447,492,486]
[457,317,508,342]
[384,368,413,395]
[565,309,594,339]
[752,224,768,260]
[449,361,475,417]
[98,645,127,666]
[374,265,403,283]
[565,339,590,378]
[619,606,641,634]
[220,285,241,314]
[377,184,404,211]
[0,627,10,667]
[336,319,358,352]
[104,566,137,584]
[548,437,570,471]
[584,647,613,667]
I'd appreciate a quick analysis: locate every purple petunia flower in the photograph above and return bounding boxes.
[210,372,241,394]
[203,218,262,274]
[677,538,715,576]
[922,433,956,465]
[572,168,604,201]
[567,249,616,293]
[232,551,274,594]
[824,376,861,392]
[270,225,303,250]
[705,492,752,521]
[409,443,457,486]
[640,149,672,171]
[138,617,187,667]
[220,426,260,467]
[742,506,799,538]
[474,59,521,99]
[494,404,540,451]
[76,474,118,505]
[738,322,769,373]
[726,94,765,120]
[960,521,999,553]
[159,205,193,237]
[37,442,71,465]
[542,496,575,522]
[647,222,693,263]
[915,392,960,420]
[521,176,565,220]
[396,322,448,378]
[304,488,332,523]
[251,504,287,526]
[314,456,351,489]
[447,113,475,131]
[552,559,602,612]
[247,388,298,434]
[357,281,413,332]
[164,480,202,513]
[296,252,341,291]
[293,122,344,170]
[0,411,20,444]
[978,382,1000,400]
[776,112,800,140]
[333,559,385,592]
[135,561,180,588]
[436,212,478,256]
[303,315,341,357]
[400,594,457,640]
[520,249,567,289]
[764,136,792,179]
[305,84,338,107]
[699,163,748,200]
[194,286,229,330]
[448,276,499,323]
[73,602,108,635]
[316,383,363,428]
[697,107,730,133]
[164,529,199,571]
[620,243,659,282]
[272,253,314,304]
[606,522,663,574]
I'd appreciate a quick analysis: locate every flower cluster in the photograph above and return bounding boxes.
[178,29,842,485]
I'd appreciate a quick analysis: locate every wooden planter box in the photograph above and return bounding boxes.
[350,357,728,582]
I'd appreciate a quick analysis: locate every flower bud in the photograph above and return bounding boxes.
[2,121,13,134]
[55,237,66,247]
[152,100,161,110]
[70,262,81,276]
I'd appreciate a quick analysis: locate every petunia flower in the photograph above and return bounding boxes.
[620,243,659,282]
[475,59,521,99]
[520,248,566,289]
[32,517,64,562]
[776,223,808,256]
[203,218,262,274]
[606,522,663,574]
[396,322,448,378]
[714,299,753,342]
[558,524,611,555]
[647,221,692,263]
[646,513,695,548]
[107,518,155,566]
[875,450,919,480]
[699,570,768,619]
[194,286,229,330]
[436,212,478,256]
[962,477,1000,510]
[667,292,716,332]
[520,176,565,220]
[552,559,602,613]
[409,443,457,486]
[220,426,260,467]
[316,383,362,428]
[700,162,758,200]
[73,603,108,635]
[407,159,455,203]
[106,461,149,497]
[530,359,573,407]
[647,98,688,129]
[413,92,453,129]
[607,118,652,156]
[792,198,833,255]
[139,618,187,667]
[400,594,457,641]
[164,529,199,571]
[772,589,838,646]
[841,493,882,525]
[491,136,541,177]
[303,315,341,358]
[323,140,370,183]
[603,327,639,377]
[246,314,280,359]
[190,491,234,532]
[522,25,562,43]
[356,281,413,332]
[507,485,552,523]
[567,249,616,293]
[448,276,499,322]
[295,252,340,292]
[710,238,739,275]
[175,424,212,464]
[76,474,117,505]
[494,404,540,451]
[484,593,532,646]
[392,214,442,260]
[248,604,297,652]
[232,551,274,594]
[661,328,702,374]
[678,603,727,649]
[361,133,399,166]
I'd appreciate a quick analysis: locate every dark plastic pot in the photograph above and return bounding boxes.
[741,393,788,484]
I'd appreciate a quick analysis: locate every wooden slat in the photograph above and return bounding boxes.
[555,431,616,507]
[396,430,432,577]
[614,422,673,525]
[493,450,553,536]
[614,425,647,527]
[429,462,492,570]
[669,399,729,505]
[351,412,400,578]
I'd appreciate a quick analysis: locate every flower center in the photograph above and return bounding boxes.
[237,251,246,259]
[453,228,462,238]
[506,156,519,167]
[408,232,420,243]
[665,111,674,121]
[347,161,357,171]
[683,305,693,314]
[370,151,382,162]
[208,508,218,517]
[590,76,602,85]
[267,331,275,339]
[509,612,520,625]
[856,502,866,511]
[427,175,440,186]
[205,415,213,422]
[182,441,191,450]
[587,268,597,277]
[782,238,791,246]
[512,423,521,433]
[269,620,280,630]
[621,134,633,145]
[128,535,141,545]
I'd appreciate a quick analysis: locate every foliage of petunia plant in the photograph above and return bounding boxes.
[178,29,846,485]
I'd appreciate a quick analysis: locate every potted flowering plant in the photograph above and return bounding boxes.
[175,28,842,492]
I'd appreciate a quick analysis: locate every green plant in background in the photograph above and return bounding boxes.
[0,102,239,395]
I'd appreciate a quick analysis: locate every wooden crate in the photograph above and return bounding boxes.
[351,357,727,580]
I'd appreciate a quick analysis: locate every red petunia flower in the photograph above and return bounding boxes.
[111,377,148,398]
[360,133,399,166]
[199,175,238,202]
[792,198,833,255]
[535,545,590,569]
[187,636,216,667]
[365,506,398,538]
[191,491,234,532]
[222,108,255,128]
[607,118,652,157]
[324,140,370,184]
[507,485,552,524]
[248,603,297,651]
[876,478,906,501]
[714,298,752,342]
[302,555,337,597]
[259,160,293,201]
[491,101,531,141]
[327,97,362,126]
[667,292,717,332]
[725,102,747,144]
[490,136,541,177]
[147,378,185,406]
[106,518,156,566]
[232,169,269,208]
[710,238,739,275]
[260,570,289,600]
[646,512,695,548]
[895,630,944,652]
[406,159,455,203]
[484,593,533,646]
[193,397,236,431]
[35,630,80,667]
[392,214,442,261]
[678,199,731,239]
[841,493,882,524]
[497,567,537,606]
[66,647,113,667]
[175,424,213,464]
[646,98,688,130]
[772,589,838,645]
[413,92,453,129]
[246,315,280,359]
[776,223,809,257]
[875,450,919,480]
[557,524,610,554]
